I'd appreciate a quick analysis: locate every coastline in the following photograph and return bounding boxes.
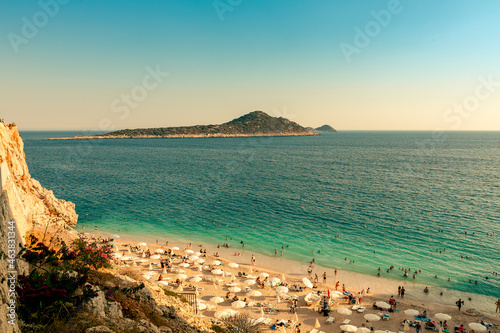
[45,132,317,140]
[88,229,500,317]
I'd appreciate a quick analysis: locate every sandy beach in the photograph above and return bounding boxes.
[80,229,499,333]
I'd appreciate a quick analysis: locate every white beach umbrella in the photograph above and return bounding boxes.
[468,323,486,332]
[358,328,371,333]
[375,301,391,309]
[365,314,381,322]
[258,272,269,278]
[231,300,246,308]
[340,325,358,332]
[276,286,289,294]
[120,256,136,261]
[337,308,353,315]
[171,247,180,250]
[158,281,169,286]
[196,302,207,311]
[435,313,451,321]
[302,278,313,288]
[138,242,147,246]
[227,263,239,268]
[228,286,241,293]
[212,269,224,275]
[185,249,194,254]
[179,263,190,268]
[175,274,187,280]
[112,252,123,258]
[269,277,280,284]
[244,279,256,285]
[189,276,203,283]
[194,258,205,264]
[214,311,232,319]
[247,290,262,297]
[210,260,222,266]
[404,309,420,316]
[150,254,161,260]
[173,269,185,273]
[110,234,120,238]
[189,255,199,261]
[210,296,224,304]
[155,249,165,253]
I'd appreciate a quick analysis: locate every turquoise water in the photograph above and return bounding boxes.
[22,131,500,297]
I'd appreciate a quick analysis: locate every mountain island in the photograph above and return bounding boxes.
[49,111,320,140]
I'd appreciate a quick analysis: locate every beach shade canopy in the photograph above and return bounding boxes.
[315,318,321,328]
[150,255,161,260]
[189,255,199,261]
[468,323,486,332]
[244,279,256,285]
[194,259,205,264]
[110,234,120,238]
[365,314,381,322]
[338,308,353,315]
[227,262,239,268]
[210,296,224,304]
[138,242,147,246]
[269,277,280,284]
[258,272,270,278]
[247,290,262,297]
[228,286,241,293]
[231,300,246,308]
[435,313,451,321]
[340,325,358,332]
[173,269,185,273]
[171,247,180,250]
[212,269,224,275]
[179,263,191,268]
[302,278,313,288]
[189,276,203,283]
[358,328,371,333]
[175,274,187,280]
[214,309,239,319]
[210,260,222,266]
[375,301,391,309]
[404,309,420,316]
[276,286,289,294]
[155,249,164,253]
[158,281,169,286]
[185,249,194,254]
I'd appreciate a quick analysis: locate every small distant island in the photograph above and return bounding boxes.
[306,124,337,133]
[48,111,320,140]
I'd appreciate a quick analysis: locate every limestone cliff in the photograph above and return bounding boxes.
[0,122,78,332]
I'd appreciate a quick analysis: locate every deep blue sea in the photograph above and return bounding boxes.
[21,131,500,298]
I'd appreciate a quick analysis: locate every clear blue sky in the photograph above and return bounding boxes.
[1,0,499,130]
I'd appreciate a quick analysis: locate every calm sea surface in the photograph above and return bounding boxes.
[22,131,500,297]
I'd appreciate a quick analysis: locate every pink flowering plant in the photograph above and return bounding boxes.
[16,235,113,325]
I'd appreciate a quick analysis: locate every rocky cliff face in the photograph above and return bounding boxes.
[0,122,78,332]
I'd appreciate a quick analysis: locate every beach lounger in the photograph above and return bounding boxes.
[326,316,335,324]
[382,314,390,321]
[342,319,351,325]
[310,330,319,333]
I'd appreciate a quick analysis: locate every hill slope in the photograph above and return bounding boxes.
[315,124,337,132]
